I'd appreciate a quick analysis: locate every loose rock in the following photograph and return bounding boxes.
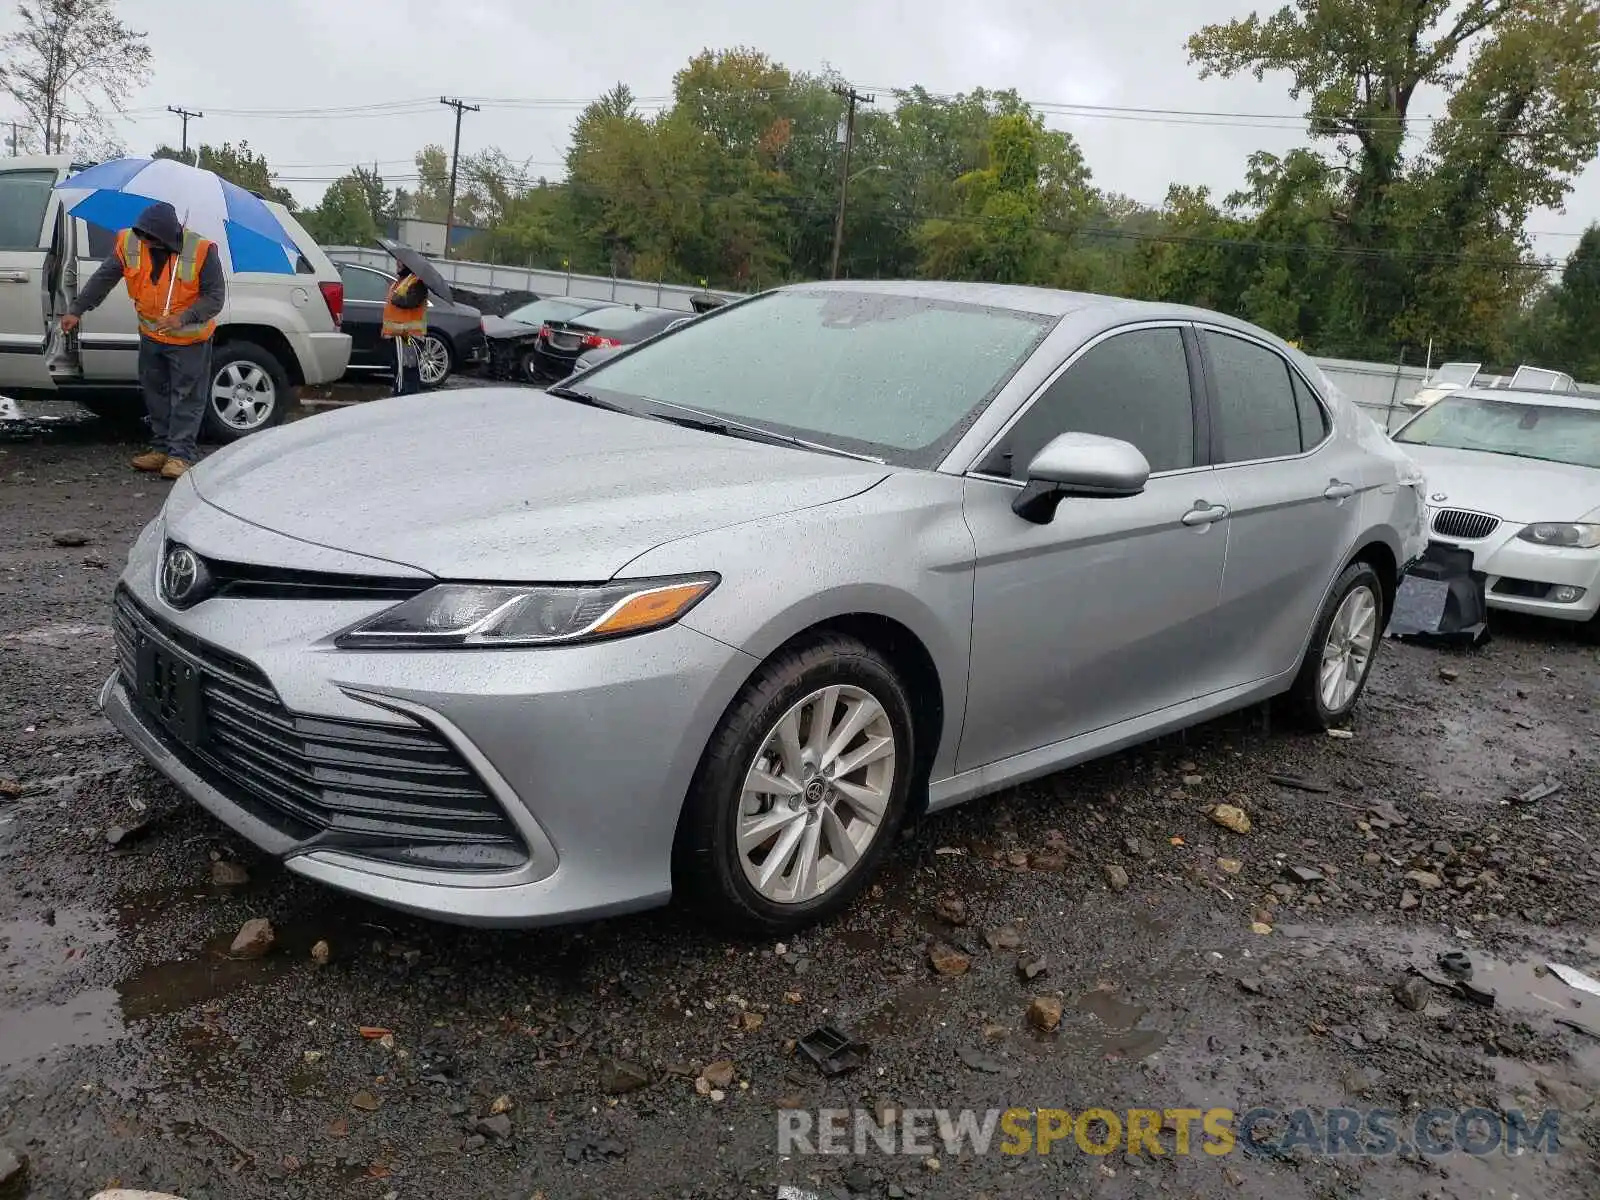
[700,1060,736,1089]
[1208,805,1251,835]
[351,1090,381,1112]
[475,1114,512,1140]
[1394,976,1431,1012]
[928,943,971,976]
[1027,996,1063,1032]
[1122,835,1154,860]
[1017,954,1048,981]
[310,939,331,965]
[1399,890,1420,911]
[211,861,249,887]
[1285,865,1325,885]
[1217,858,1243,875]
[230,917,275,959]
[50,529,89,547]
[1103,864,1130,892]
[0,1148,29,1199]
[934,895,968,926]
[599,1059,651,1094]
[1404,870,1444,891]
[983,925,1020,952]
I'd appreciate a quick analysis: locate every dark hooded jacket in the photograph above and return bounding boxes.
[68,201,227,330]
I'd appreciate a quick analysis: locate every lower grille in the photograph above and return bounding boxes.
[1432,508,1500,541]
[113,588,525,871]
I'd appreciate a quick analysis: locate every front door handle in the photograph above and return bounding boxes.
[0,271,28,284]
[1182,503,1229,527]
[1323,481,1356,501]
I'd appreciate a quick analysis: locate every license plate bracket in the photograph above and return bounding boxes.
[134,636,206,749]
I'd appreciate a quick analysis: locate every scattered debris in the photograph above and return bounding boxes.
[229,918,275,959]
[928,942,971,976]
[934,895,968,926]
[1405,870,1444,891]
[1017,953,1048,982]
[210,861,249,887]
[981,924,1021,953]
[1284,865,1325,885]
[0,780,21,800]
[699,1060,736,1090]
[1250,922,1273,936]
[0,1147,29,1198]
[598,1060,651,1094]
[796,1025,868,1077]
[1398,890,1420,911]
[1027,996,1063,1032]
[1208,804,1251,835]
[310,940,331,965]
[489,1094,513,1115]
[1236,976,1264,996]
[1546,964,1600,997]
[474,1114,512,1140]
[1394,976,1431,1012]
[1103,864,1131,892]
[955,1046,1016,1076]
[1510,779,1563,807]
[1216,858,1243,875]
[1456,979,1496,1008]
[1436,950,1473,979]
[104,821,153,848]
[1326,728,1355,739]
[1268,774,1331,794]
[1366,800,1409,828]
[50,529,90,547]
[351,1091,382,1112]
[358,1026,392,1040]
[1122,835,1155,860]
[1438,666,1460,682]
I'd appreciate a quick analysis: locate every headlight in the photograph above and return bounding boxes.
[335,575,718,649]
[1515,523,1600,550]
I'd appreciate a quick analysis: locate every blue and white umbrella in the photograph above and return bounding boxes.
[54,157,301,274]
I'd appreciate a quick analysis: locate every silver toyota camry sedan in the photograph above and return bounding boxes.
[101,282,1427,933]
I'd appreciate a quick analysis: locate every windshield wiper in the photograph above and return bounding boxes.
[638,399,885,463]
[545,384,632,413]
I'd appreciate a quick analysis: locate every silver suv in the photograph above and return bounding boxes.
[0,156,351,440]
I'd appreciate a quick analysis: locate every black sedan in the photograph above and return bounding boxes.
[336,262,487,388]
[481,296,614,382]
[529,304,688,380]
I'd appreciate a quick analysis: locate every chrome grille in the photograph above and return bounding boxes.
[113,589,524,869]
[1431,508,1500,541]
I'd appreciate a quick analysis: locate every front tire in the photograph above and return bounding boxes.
[203,341,291,444]
[1284,561,1384,729]
[674,635,915,935]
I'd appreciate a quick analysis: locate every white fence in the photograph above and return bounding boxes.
[326,248,1596,428]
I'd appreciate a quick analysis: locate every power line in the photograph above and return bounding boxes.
[167,106,202,160]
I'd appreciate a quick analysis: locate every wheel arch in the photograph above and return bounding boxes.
[214,324,303,387]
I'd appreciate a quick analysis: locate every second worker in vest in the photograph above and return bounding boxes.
[382,264,428,396]
[59,201,225,480]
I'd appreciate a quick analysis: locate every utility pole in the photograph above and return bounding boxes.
[829,85,873,280]
[7,121,17,156]
[168,107,203,163]
[439,97,480,260]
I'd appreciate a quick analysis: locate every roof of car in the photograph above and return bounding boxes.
[1441,387,1600,410]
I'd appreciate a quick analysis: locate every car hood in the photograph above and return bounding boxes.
[1400,443,1600,522]
[480,314,538,340]
[189,389,891,580]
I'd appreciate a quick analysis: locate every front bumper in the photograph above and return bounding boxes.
[1431,528,1600,622]
[102,513,758,926]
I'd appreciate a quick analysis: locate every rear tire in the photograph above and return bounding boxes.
[203,340,292,444]
[674,635,915,935]
[518,349,543,384]
[1284,561,1385,729]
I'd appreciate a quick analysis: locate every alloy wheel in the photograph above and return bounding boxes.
[211,362,276,431]
[736,684,897,905]
[1319,584,1378,712]
[418,335,451,386]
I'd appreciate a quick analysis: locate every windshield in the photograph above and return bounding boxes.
[1394,394,1600,469]
[577,290,1052,465]
[1428,363,1480,387]
[1510,366,1570,392]
[503,299,594,326]
[576,307,673,332]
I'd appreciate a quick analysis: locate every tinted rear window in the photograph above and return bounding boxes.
[576,307,674,332]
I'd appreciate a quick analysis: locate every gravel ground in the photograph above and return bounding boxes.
[1,392,1599,1200]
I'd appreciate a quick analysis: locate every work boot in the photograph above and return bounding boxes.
[131,449,167,472]
[159,457,191,480]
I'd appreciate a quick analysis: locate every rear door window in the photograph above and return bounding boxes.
[1204,331,1304,463]
[0,169,56,251]
[1292,373,1330,449]
[340,266,392,303]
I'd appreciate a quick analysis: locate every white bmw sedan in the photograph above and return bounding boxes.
[1391,386,1600,634]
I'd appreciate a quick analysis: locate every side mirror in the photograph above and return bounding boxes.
[1012,432,1151,524]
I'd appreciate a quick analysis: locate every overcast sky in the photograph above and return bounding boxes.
[6,0,1596,267]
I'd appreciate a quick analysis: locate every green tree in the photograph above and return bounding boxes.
[1550,227,1600,379]
[302,174,379,246]
[152,140,296,208]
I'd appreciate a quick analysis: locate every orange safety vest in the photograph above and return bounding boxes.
[116,228,217,345]
[381,275,427,339]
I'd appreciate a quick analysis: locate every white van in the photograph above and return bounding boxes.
[0,155,351,441]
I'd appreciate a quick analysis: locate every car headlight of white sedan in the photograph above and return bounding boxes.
[1515,523,1600,550]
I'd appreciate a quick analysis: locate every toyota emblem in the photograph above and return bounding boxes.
[162,545,201,605]
[1429,492,1448,503]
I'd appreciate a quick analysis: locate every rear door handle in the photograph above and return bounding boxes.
[1182,503,1229,527]
[0,271,28,283]
[1323,481,1356,501]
